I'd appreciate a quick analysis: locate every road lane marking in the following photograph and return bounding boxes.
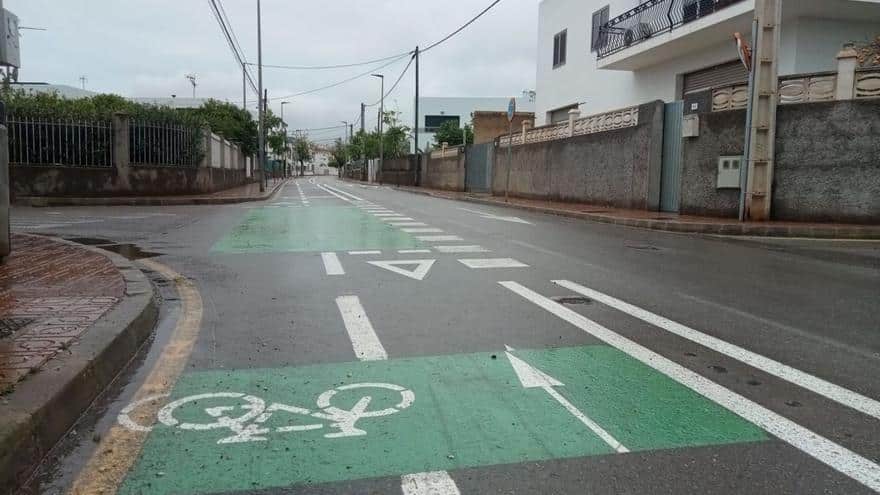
[374,213,404,217]
[368,260,436,281]
[416,235,464,242]
[321,252,345,275]
[389,222,429,227]
[335,296,387,361]
[70,259,203,495]
[401,471,461,495]
[348,250,382,255]
[323,183,363,201]
[458,207,533,225]
[402,228,443,233]
[500,281,880,492]
[459,258,528,269]
[319,184,354,203]
[384,217,415,222]
[554,280,880,421]
[434,245,490,253]
[505,349,628,453]
[399,249,432,254]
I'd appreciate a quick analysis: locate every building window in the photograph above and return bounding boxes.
[424,115,460,132]
[548,104,579,125]
[553,29,567,68]
[591,6,609,52]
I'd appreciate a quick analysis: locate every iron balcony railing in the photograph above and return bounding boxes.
[597,0,746,59]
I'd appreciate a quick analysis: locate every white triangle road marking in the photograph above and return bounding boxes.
[367,259,436,281]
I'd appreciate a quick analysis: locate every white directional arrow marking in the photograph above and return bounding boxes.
[458,207,533,225]
[367,260,436,281]
[504,347,628,453]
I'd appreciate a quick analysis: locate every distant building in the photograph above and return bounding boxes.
[416,96,535,151]
[8,83,241,111]
[536,0,880,125]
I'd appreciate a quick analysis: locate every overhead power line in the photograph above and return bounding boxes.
[421,0,503,53]
[365,54,415,108]
[207,0,258,96]
[268,53,410,101]
[252,52,413,71]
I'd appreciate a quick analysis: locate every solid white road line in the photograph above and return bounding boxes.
[318,184,354,203]
[500,281,880,492]
[335,296,387,361]
[321,252,345,275]
[373,213,404,217]
[388,222,429,227]
[383,217,415,222]
[402,228,444,233]
[348,250,382,255]
[554,280,880,420]
[416,235,464,242]
[401,471,461,495]
[323,183,364,201]
[459,258,528,269]
[399,249,432,254]
[434,245,490,254]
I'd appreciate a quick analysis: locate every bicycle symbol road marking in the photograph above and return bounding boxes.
[117,382,414,444]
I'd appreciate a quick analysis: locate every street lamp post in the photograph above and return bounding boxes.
[280,102,289,177]
[256,0,265,192]
[371,74,384,183]
[340,121,349,179]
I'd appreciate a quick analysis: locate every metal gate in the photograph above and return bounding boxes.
[465,142,493,192]
[660,101,684,212]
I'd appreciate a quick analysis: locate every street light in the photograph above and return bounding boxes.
[371,74,385,181]
[280,101,289,124]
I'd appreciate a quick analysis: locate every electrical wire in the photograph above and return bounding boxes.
[208,0,259,95]
[252,52,413,71]
[268,53,410,101]
[365,54,415,108]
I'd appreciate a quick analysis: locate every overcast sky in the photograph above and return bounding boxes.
[9,0,538,144]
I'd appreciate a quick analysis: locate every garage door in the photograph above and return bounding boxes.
[683,60,748,95]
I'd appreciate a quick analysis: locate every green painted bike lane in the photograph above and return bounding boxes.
[212,206,424,254]
[119,345,765,494]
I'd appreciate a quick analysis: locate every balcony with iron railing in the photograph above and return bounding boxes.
[596,0,751,69]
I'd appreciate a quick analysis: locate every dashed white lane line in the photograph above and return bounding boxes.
[383,217,415,222]
[335,295,387,361]
[416,235,464,242]
[373,213,404,217]
[434,245,490,253]
[500,281,880,492]
[401,471,461,495]
[458,258,528,269]
[321,252,345,275]
[348,250,382,255]
[399,249,432,254]
[401,228,444,233]
[553,280,880,421]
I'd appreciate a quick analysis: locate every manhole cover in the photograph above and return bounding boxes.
[0,318,35,339]
[552,296,592,305]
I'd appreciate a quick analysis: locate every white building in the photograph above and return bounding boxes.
[535,0,880,125]
[417,96,535,151]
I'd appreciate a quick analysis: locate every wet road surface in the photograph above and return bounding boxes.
[14,177,880,494]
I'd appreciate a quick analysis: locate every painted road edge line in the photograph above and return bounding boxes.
[348,250,382,255]
[401,471,461,495]
[499,281,880,492]
[416,235,464,242]
[321,252,345,275]
[335,295,387,361]
[318,184,354,204]
[70,260,203,495]
[553,280,880,421]
[323,183,364,201]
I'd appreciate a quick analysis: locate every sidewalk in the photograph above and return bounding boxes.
[0,234,156,490]
[15,177,289,207]
[392,185,880,240]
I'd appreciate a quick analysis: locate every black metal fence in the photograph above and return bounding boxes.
[129,120,201,167]
[597,0,744,59]
[7,116,114,167]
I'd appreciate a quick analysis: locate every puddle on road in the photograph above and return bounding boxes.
[552,296,593,305]
[64,237,162,260]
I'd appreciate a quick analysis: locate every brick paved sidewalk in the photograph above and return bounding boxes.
[391,185,880,239]
[0,234,125,394]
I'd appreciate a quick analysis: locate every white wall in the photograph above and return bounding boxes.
[792,17,879,73]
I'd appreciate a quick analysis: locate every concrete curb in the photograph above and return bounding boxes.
[394,187,880,240]
[14,178,289,207]
[0,235,159,492]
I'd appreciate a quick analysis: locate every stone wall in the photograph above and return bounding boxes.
[378,155,417,186]
[422,151,466,192]
[491,100,665,210]
[681,98,880,223]
[11,166,248,197]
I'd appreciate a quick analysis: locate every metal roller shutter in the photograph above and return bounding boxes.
[683,60,749,94]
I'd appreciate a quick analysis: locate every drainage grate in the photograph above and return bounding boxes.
[0,318,35,339]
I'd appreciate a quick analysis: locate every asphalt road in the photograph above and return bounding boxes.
[15,177,880,495]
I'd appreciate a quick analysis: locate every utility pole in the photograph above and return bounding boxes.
[360,103,365,134]
[413,46,420,186]
[185,74,197,99]
[256,0,265,192]
[372,74,385,181]
[242,62,247,110]
[742,0,781,221]
[79,75,87,90]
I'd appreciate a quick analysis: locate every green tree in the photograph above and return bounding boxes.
[433,119,473,147]
[330,139,348,168]
[189,99,258,155]
[293,136,313,175]
[381,111,412,158]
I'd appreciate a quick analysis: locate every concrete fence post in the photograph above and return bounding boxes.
[568,109,581,137]
[200,128,212,168]
[835,43,859,101]
[522,120,532,143]
[112,112,132,191]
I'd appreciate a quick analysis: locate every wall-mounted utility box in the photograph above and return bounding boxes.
[717,156,742,189]
[682,115,700,137]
